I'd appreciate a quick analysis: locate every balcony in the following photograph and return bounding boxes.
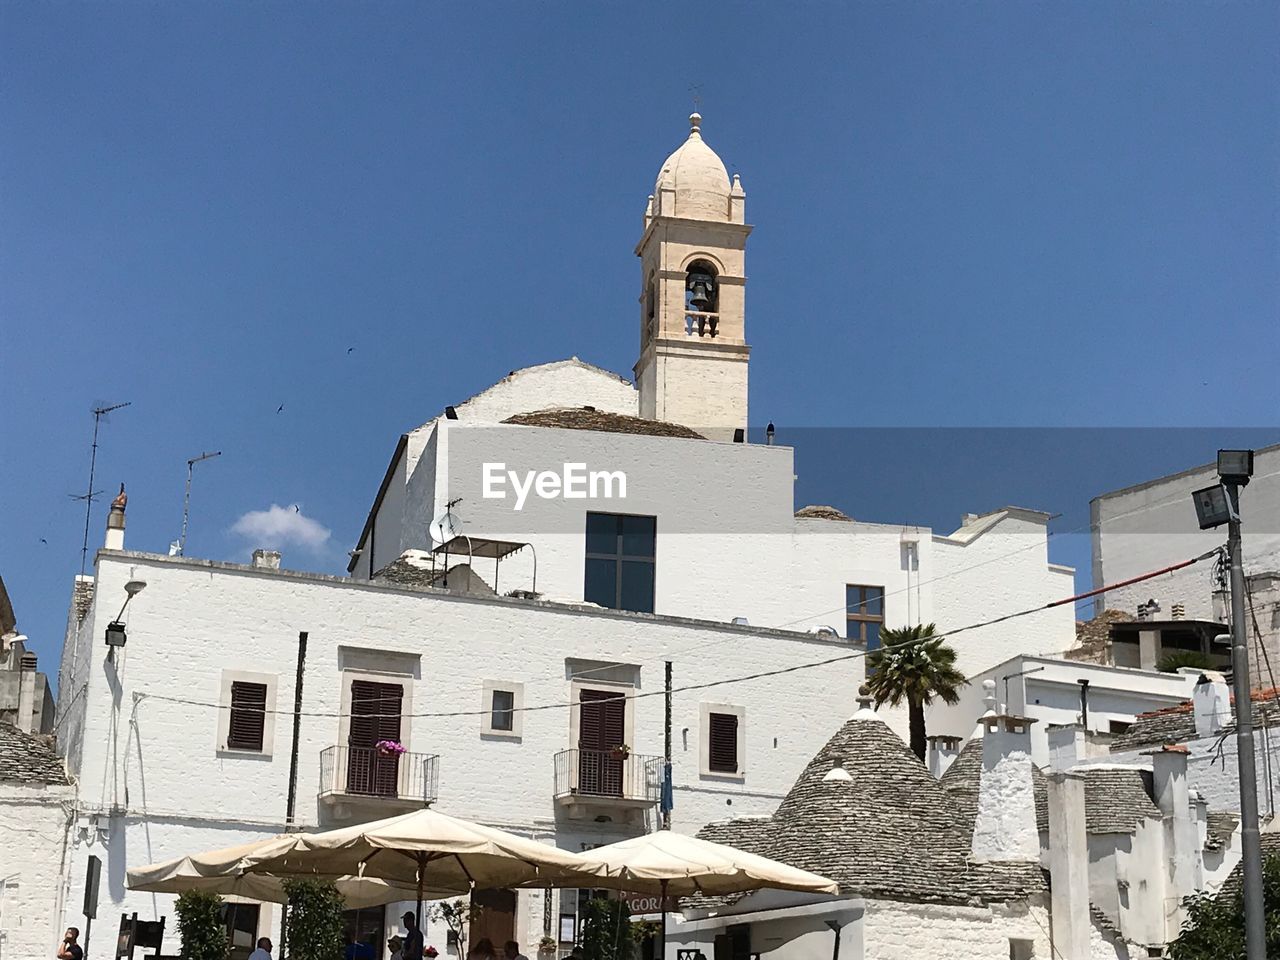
[319,745,439,820]
[553,748,663,824]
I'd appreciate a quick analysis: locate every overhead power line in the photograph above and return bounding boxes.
[133,548,1220,723]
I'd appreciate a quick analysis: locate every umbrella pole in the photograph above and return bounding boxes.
[659,879,668,960]
[416,852,425,930]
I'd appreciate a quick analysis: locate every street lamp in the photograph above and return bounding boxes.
[1194,448,1263,960]
[104,579,147,648]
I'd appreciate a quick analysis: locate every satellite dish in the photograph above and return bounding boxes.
[429,506,463,548]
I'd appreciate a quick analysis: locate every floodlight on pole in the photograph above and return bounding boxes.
[178,451,222,557]
[1196,447,1264,960]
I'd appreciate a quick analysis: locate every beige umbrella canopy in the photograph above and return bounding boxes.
[570,829,838,897]
[567,830,838,951]
[127,835,430,908]
[242,808,603,918]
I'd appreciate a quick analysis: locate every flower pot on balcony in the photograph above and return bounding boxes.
[609,745,631,761]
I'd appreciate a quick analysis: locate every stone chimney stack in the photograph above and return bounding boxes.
[104,484,127,551]
[1047,771,1090,960]
[926,735,963,778]
[1046,723,1087,772]
[972,713,1041,863]
[251,550,282,571]
[1149,744,1200,937]
[17,651,37,734]
[1192,671,1231,739]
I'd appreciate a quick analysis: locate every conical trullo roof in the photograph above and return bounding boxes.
[699,697,1045,905]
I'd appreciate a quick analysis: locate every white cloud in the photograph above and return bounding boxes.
[230,504,331,552]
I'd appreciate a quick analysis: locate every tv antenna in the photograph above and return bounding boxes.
[75,402,131,576]
[177,450,222,556]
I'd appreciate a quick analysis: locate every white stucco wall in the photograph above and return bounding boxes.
[0,782,74,960]
[61,549,861,951]
[860,898,1051,960]
[1091,444,1280,620]
[930,656,1200,761]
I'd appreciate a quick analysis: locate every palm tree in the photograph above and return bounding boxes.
[864,623,968,762]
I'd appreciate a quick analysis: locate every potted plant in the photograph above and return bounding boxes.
[537,935,557,957]
[610,743,631,760]
[376,739,407,757]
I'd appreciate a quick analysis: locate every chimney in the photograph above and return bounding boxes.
[1047,771,1090,960]
[1192,671,1231,739]
[971,713,1041,863]
[104,484,127,551]
[17,652,37,734]
[1046,723,1087,772]
[1148,745,1200,937]
[926,735,963,778]
[251,550,281,571]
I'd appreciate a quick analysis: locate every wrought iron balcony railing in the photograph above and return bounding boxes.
[553,748,663,803]
[319,745,439,806]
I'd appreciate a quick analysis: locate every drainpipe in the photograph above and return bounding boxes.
[1077,679,1090,729]
[281,631,308,957]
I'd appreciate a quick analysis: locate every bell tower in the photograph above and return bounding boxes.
[634,113,751,439]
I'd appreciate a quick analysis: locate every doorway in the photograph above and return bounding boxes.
[469,888,516,953]
[578,689,625,796]
[342,906,384,959]
[347,680,404,796]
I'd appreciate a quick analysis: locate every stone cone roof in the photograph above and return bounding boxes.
[503,407,704,440]
[941,738,1050,834]
[0,722,69,784]
[702,709,1045,905]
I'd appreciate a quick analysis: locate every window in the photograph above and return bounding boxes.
[709,713,739,773]
[491,690,515,731]
[700,703,745,777]
[481,680,524,739]
[1110,719,1133,735]
[217,670,277,756]
[846,584,885,649]
[227,682,268,751]
[585,513,656,613]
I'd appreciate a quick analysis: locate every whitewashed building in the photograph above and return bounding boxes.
[50,113,1082,959]
[1090,443,1280,660]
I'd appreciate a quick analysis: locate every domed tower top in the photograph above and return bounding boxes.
[650,113,743,223]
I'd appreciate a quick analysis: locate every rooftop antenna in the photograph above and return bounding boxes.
[177,450,222,556]
[688,83,703,114]
[74,402,131,576]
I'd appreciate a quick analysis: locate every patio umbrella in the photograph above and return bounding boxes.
[569,829,838,953]
[241,808,603,924]
[127,835,430,908]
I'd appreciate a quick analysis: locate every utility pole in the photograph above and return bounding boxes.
[178,451,221,556]
[1227,482,1266,960]
[1194,450,1264,960]
[663,661,673,830]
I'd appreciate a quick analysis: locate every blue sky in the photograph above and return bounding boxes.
[3,3,1278,682]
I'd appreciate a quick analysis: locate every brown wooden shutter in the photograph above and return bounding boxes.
[227,682,267,751]
[348,680,404,796]
[708,713,739,773]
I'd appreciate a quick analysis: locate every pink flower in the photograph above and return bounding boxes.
[375,740,407,755]
[425,947,439,958]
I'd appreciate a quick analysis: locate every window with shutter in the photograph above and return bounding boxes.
[578,689,626,796]
[227,682,268,751]
[708,712,739,773]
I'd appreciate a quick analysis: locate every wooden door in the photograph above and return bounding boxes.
[347,680,404,796]
[578,689,625,796]
[468,888,516,953]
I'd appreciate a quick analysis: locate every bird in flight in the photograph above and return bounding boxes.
[347,347,354,354]
[292,504,300,513]
[40,538,48,545]
[276,404,285,414]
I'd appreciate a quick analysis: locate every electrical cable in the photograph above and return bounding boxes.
[128,549,1220,723]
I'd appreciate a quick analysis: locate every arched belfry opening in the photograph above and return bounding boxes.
[684,260,719,338]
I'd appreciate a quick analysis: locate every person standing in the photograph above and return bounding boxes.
[56,928,83,960]
[502,940,529,960]
[249,937,273,960]
[401,912,425,960]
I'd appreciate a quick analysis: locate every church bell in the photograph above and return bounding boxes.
[686,272,716,312]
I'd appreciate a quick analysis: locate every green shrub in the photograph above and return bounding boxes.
[175,891,228,960]
[579,898,634,960]
[282,879,346,960]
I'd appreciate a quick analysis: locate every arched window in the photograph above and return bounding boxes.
[684,260,719,337]
[644,272,656,342]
